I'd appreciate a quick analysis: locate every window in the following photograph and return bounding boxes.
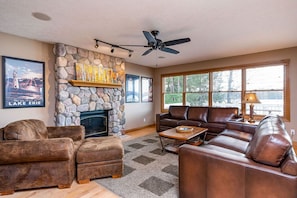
[246,65,284,116]
[185,73,209,106]
[161,60,289,121]
[212,70,242,108]
[162,75,183,109]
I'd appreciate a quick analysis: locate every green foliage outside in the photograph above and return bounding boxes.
[164,94,182,104]
[164,71,238,107]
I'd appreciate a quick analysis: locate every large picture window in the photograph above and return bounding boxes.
[162,75,183,109]
[212,69,242,108]
[161,60,289,121]
[246,65,284,116]
[185,73,209,106]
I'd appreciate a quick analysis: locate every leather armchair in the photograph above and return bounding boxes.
[0,119,85,195]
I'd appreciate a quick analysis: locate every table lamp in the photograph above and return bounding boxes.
[243,93,261,123]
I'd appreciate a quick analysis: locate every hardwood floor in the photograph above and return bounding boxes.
[293,141,297,154]
[4,126,156,198]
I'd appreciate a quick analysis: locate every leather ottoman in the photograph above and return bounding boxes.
[76,136,124,184]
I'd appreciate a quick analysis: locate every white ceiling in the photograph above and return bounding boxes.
[1,0,297,67]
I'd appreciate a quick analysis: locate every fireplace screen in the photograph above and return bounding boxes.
[80,110,109,138]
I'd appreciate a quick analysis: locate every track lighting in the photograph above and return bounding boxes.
[93,38,133,57]
[94,39,99,48]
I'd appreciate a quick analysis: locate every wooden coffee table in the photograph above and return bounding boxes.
[158,126,208,153]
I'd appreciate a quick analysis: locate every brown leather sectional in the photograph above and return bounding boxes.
[156,105,242,139]
[179,115,297,198]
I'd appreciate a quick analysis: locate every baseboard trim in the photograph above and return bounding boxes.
[124,124,155,134]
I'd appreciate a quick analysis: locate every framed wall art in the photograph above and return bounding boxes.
[2,56,45,108]
[125,74,140,103]
[141,76,153,102]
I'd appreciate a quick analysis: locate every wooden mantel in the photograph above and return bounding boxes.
[68,80,122,88]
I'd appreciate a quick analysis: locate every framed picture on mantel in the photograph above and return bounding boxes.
[2,56,45,108]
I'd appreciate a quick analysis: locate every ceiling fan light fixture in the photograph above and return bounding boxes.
[132,30,191,56]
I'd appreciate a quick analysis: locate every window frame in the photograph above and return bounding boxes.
[160,60,290,121]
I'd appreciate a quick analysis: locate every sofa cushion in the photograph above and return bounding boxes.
[208,107,238,123]
[187,107,208,122]
[168,106,189,120]
[226,121,257,134]
[221,129,253,142]
[246,116,291,167]
[177,120,201,127]
[4,119,48,140]
[159,118,180,127]
[0,138,74,164]
[208,135,249,154]
[201,122,226,133]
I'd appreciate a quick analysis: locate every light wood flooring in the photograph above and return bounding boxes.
[293,141,297,154]
[3,126,156,198]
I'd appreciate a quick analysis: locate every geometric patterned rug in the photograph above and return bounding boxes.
[95,133,178,198]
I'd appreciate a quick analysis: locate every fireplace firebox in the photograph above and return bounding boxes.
[80,110,111,138]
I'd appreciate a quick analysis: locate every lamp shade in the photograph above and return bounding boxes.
[243,93,261,104]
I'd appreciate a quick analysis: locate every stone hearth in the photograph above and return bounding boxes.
[53,43,125,135]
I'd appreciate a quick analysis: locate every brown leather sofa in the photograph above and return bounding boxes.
[0,119,85,195]
[156,105,242,139]
[179,115,297,198]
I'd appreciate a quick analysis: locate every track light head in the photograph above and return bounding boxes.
[94,39,99,48]
[94,38,133,56]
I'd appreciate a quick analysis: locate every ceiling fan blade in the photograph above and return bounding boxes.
[143,31,156,45]
[142,48,153,56]
[163,38,191,46]
[159,47,179,54]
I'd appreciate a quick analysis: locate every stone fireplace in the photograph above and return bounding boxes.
[80,109,111,137]
[53,43,125,136]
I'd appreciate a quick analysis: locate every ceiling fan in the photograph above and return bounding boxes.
[120,30,191,56]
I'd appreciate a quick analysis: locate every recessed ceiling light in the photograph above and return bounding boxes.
[32,12,51,21]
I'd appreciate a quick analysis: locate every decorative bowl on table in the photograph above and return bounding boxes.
[176,126,194,133]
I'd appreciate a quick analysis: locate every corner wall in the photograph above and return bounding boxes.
[125,62,155,130]
[0,32,55,127]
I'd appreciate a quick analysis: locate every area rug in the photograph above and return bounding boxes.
[95,133,178,198]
